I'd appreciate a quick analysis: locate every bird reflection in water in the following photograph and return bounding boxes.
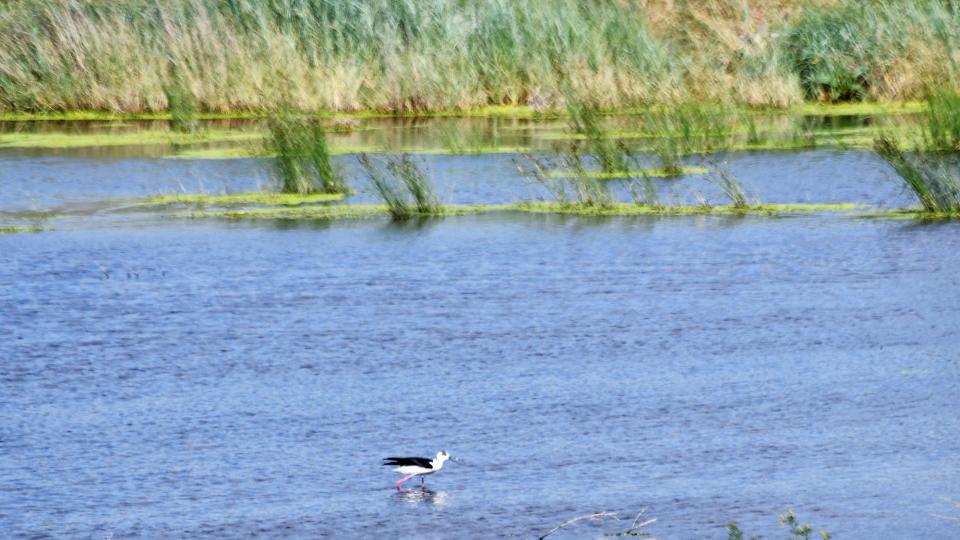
[395,488,449,507]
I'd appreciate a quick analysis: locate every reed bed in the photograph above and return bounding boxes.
[2,0,959,113]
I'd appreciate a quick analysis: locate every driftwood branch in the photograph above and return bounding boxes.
[538,511,620,539]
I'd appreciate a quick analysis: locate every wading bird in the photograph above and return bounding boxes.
[383,451,451,490]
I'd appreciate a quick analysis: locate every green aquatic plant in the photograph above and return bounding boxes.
[0,225,46,234]
[357,154,442,219]
[266,113,346,195]
[726,511,829,540]
[135,192,345,207]
[707,165,752,209]
[516,152,612,209]
[874,135,960,213]
[785,0,960,102]
[926,87,960,151]
[189,201,862,222]
[636,104,739,176]
[163,69,197,133]
[566,99,629,174]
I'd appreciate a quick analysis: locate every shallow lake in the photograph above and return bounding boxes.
[1,118,959,539]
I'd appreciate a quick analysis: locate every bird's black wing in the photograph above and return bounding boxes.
[382,456,433,468]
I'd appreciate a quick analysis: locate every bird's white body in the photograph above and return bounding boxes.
[383,451,450,490]
[393,464,440,476]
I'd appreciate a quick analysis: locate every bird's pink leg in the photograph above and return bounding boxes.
[420,476,425,488]
[396,473,416,491]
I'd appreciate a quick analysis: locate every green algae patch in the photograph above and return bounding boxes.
[857,209,960,220]
[133,192,346,208]
[165,144,529,160]
[0,130,263,149]
[786,101,926,116]
[187,201,863,222]
[508,202,863,217]
[191,203,493,221]
[0,225,47,233]
[546,167,708,179]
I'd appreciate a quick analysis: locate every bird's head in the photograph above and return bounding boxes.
[435,450,450,464]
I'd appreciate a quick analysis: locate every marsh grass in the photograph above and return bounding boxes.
[926,88,960,151]
[637,104,739,176]
[707,165,753,209]
[786,0,960,102]
[266,113,346,194]
[566,100,629,174]
[2,1,960,112]
[874,135,960,213]
[515,152,612,209]
[163,69,197,133]
[358,153,442,219]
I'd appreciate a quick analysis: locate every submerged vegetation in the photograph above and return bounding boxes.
[1,0,960,114]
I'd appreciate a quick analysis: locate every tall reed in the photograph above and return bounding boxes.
[785,0,960,102]
[566,100,629,174]
[874,136,960,212]
[163,79,197,133]
[926,87,960,151]
[358,154,441,219]
[266,114,346,194]
[515,152,612,209]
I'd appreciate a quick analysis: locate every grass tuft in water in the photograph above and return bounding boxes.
[358,154,442,219]
[925,87,960,151]
[516,152,612,209]
[163,65,197,133]
[874,135,960,213]
[707,164,753,209]
[566,100,629,174]
[266,112,346,195]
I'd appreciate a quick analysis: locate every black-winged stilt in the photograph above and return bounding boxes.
[383,451,451,490]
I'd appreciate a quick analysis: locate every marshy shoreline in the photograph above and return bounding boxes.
[1,0,958,114]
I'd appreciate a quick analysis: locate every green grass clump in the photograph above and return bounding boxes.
[358,154,442,219]
[163,73,197,133]
[266,114,346,194]
[926,87,960,151]
[874,135,960,213]
[634,104,739,176]
[516,153,613,210]
[727,510,830,540]
[785,0,960,102]
[566,100,629,174]
[707,166,753,209]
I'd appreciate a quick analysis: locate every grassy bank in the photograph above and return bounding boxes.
[1,0,958,114]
